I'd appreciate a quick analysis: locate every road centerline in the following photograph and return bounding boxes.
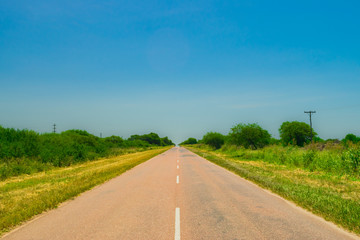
[175,208,180,240]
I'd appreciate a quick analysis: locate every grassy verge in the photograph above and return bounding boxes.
[185,145,360,235]
[0,147,171,236]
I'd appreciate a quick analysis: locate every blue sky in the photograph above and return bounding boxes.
[1,0,360,143]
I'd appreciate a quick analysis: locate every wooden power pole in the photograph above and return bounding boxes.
[304,111,316,141]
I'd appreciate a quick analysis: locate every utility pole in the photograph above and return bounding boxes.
[100,133,102,138]
[53,123,56,133]
[304,111,316,141]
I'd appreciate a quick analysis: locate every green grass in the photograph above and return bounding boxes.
[218,143,360,175]
[0,147,171,236]
[185,145,360,235]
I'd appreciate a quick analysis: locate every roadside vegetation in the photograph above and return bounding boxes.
[180,137,198,145]
[181,122,360,234]
[0,125,174,180]
[0,147,171,236]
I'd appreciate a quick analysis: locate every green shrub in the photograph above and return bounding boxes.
[160,136,174,146]
[0,125,173,179]
[342,148,360,174]
[228,123,271,149]
[202,132,225,149]
[342,134,360,145]
[180,138,198,145]
[128,133,173,146]
[279,121,316,147]
[104,136,124,147]
[303,150,316,169]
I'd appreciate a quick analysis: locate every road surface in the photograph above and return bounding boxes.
[2,147,358,240]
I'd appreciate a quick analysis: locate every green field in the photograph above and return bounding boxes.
[0,147,170,236]
[185,144,360,235]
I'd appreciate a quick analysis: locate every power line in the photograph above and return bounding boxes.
[304,111,316,141]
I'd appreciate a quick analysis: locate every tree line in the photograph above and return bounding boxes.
[0,125,174,179]
[181,121,360,149]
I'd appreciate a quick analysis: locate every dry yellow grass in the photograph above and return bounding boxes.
[0,147,171,236]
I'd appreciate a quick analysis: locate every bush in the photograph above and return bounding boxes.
[228,123,271,149]
[303,150,316,169]
[202,132,225,149]
[269,138,281,145]
[279,121,316,147]
[123,139,150,148]
[0,126,41,159]
[129,133,174,146]
[161,137,174,146]
[313,136,324,143]
[342,148,360,173]
[180,138,198,145]
[104,136,124,147]
[342,134,360,144]
[0,125,174,179]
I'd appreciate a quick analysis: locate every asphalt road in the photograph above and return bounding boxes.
[2,147,358,240]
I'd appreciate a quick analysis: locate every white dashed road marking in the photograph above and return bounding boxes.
[175,208,180,240]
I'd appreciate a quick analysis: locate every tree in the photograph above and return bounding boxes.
[140,133,162,145]
[129,133,161,145]
[343,134,360,144]
[313,136,324,143]
[228,123,271,149]
[269,138,281,145]
[161,136,174,146]
[202,132,225,149]
[279,121,316,147]
[104,135,124,147]
[128,133,174,146]
[180,138,197,145]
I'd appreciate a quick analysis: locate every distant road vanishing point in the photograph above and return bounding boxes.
[2,147,358,240]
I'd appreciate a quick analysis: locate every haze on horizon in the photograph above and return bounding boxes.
[1,0,359,144]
